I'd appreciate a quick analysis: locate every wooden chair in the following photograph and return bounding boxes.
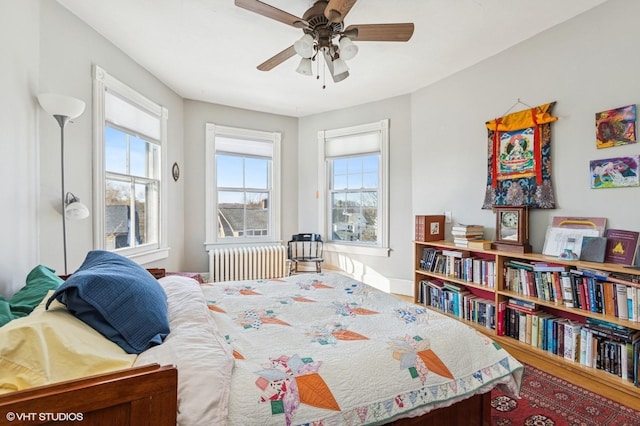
[287,233,323,275]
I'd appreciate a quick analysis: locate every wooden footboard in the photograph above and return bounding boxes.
[0,364,177,426]
[390,392,491,426]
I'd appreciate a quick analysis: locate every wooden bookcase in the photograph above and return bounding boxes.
[413,240,640,408]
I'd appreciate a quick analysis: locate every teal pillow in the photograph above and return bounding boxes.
[0,298,12,327]
[0,265,63,327]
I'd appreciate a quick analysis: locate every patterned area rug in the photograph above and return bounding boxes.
[491,363,640,426]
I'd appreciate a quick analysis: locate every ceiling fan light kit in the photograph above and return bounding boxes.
[296,57,314,76]
[235,0,414,86]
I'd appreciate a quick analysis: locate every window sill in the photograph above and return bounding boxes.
[125,248,169,265]
[324,243,390,257]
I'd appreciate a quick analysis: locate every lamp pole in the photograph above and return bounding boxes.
[53,114,71,275]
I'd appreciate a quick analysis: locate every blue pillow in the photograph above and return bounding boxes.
[46,251,169,354]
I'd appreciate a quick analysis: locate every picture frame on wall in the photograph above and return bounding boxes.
[590,155,640,189]
[595,104,636,149]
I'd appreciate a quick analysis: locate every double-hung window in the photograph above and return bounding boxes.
[93,65,168,263]
[205,123,281,248]
[319,119,389,256]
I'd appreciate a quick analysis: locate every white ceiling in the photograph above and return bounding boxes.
[57,0,607,117]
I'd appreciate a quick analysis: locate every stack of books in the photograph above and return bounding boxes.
[451,224,485,247]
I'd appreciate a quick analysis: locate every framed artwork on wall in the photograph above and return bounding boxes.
[595,104,636,149]
[589,155,639,189]
[482,102,558,209]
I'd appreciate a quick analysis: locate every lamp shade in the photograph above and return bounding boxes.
[65,200,90,220]
[339,37,358,60]
[331,58,349,76]
[296,58,313,76]
[37,93,86,119]
[294,34,314,58]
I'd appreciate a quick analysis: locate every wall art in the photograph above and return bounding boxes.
[482,101,558,209]
[595,104,636,149]
[590,155,639,189]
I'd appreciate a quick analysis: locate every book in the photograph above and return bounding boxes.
[604,229,640,265]
[560,271,575,308]
[451,224,484,233]
[580,236,607,263]
[467,239,493,250]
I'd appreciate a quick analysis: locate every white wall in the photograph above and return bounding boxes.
[37,1,185,274]
[0,0,40,297]
[411,0,640,254]
[298,95,414,293]
[182,100,299,273]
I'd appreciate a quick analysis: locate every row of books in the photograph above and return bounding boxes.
[418,279,495,330]
[419,247,496,288]
[499,301,640,384]
[504,260,640,321]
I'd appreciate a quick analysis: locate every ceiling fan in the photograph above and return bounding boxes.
[235,0,414,84]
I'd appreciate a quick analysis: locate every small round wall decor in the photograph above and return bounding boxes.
[172,162,180,181]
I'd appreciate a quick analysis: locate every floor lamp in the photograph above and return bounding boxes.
[38,93,89,275]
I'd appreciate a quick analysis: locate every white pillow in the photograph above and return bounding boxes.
[135,276,234,426]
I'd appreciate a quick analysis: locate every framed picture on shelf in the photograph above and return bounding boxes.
[414,215,445,242]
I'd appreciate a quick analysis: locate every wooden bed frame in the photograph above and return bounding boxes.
[0,364,177,426]
[0,365,488,426]
[0,267,491,425]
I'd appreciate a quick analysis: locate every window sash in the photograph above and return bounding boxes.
[93,65,168,263]
[318,119,390,254]
[205,123,281,247]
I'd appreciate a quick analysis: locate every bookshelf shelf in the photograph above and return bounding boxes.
[413,240,640,405]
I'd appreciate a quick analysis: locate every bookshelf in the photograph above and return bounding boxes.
[414,240,640,408]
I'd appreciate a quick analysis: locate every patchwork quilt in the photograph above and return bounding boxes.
[202,273,523,425]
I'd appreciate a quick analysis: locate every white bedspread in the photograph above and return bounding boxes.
[202,272,523,425]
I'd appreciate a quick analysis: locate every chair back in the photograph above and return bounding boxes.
[287,234,324,274]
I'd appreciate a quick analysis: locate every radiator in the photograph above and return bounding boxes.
[208,245,288,282]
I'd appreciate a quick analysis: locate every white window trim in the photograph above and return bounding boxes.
[318,119,390,257]
[204,123,281,251]
[92,65,169,263]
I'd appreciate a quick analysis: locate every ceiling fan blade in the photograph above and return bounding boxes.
[344,23,415,42]
[235,0,308,28]
[324,0,358,23]
[257,45,297,71]
[323,51,349,83]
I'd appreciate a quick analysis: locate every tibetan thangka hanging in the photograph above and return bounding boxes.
[482,102,558,209]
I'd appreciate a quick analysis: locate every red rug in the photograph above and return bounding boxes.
[491,363,640,425]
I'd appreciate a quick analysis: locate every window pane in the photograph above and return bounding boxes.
[217,190,269,238]
[217,154,244,188]
[363,172,378,188]
[134,181,158,246]
[130,136,156,178]
[105,180,131,249]
[105,127,127,174]
[329,155,379,245]
[246,192,269,236]
[245,157,268,189]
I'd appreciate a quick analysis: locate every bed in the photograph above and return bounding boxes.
[0,257,522,425]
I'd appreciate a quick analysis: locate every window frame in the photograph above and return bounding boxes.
[205,123,281,250]
[318,119,390,257]
[92,65,169,264]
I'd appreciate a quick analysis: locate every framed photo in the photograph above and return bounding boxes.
[415,215,445,242]
[494,206,529,245]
